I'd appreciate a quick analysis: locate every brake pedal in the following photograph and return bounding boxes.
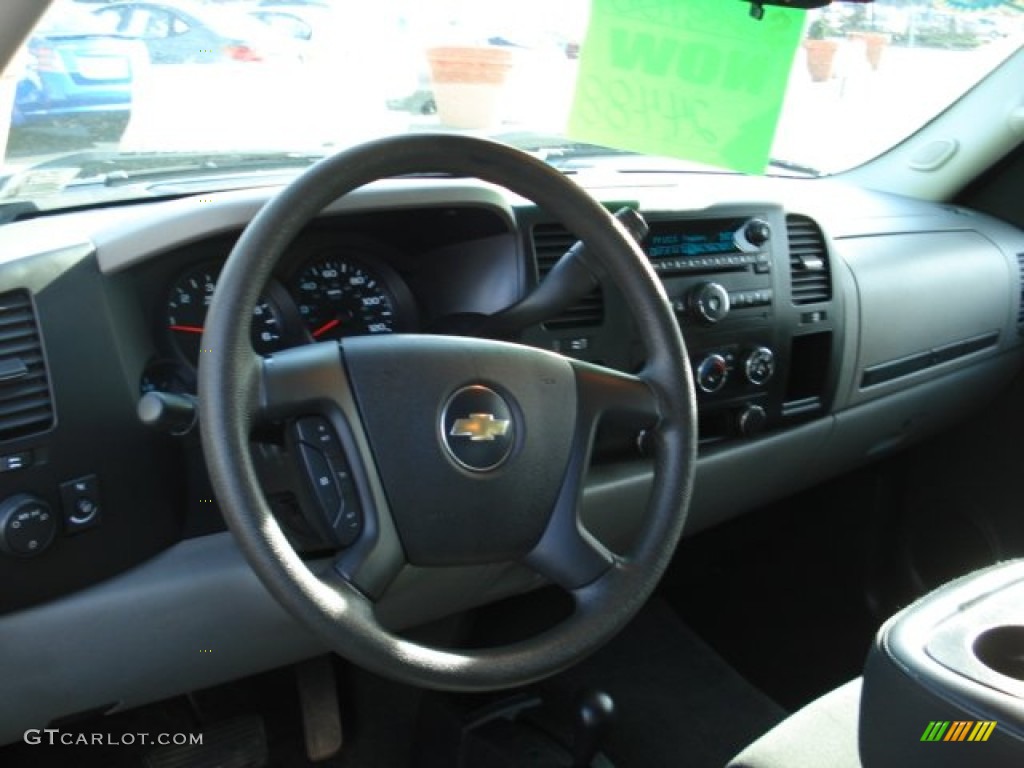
[296,655,344,762]
[144,714,267,768]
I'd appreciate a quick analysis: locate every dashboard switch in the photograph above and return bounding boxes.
[0,494,57,557]
[0,451,32,473]
[60,475,101,531]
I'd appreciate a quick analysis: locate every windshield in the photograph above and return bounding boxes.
[1,0,1021,209]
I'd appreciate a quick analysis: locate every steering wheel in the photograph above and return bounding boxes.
[199,134,697,692]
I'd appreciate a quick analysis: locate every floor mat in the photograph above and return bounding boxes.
[537,599,788,768]
[663,466,888,711]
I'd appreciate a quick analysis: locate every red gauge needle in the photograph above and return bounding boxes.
[311,318,341,338]
[169,325,205,334]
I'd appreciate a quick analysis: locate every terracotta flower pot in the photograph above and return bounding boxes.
[425,46,514,130]
[847,32,890,70]
[803,39,839,83]
[860,32,889,71]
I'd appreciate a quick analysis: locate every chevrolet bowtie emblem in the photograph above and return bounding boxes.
[442,387,515,471]
[450,413,510,442]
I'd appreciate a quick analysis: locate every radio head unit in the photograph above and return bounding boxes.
[647,217,772,276]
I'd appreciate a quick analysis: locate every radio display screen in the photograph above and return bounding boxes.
[646,218,746,259]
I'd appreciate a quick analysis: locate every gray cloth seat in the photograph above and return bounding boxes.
[726,678,863,768]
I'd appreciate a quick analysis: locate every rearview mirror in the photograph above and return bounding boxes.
[742,0,873,22]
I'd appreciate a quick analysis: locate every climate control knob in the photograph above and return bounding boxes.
[0,494,57,557]
[689,282,730,324]
[744,346,776,386]
[696,354,729,394]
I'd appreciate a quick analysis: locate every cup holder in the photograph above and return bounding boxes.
[973,625,1024,681]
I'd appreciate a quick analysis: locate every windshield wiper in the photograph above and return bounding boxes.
[1,149,326,194]
[767,157,821,177]
[84,150,325,186]
[493,131,740,174]
[0,149,330,221]
[494,132,638,166]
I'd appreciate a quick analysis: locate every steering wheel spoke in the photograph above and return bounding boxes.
[525,362,658,591]
[525,499,617,591]
[319,544,402,605]
[257,340,349,420]
[571,360,661,429]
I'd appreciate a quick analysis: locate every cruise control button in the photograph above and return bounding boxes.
[299,443,342,521]
[290,418,363,548]
[295,416,344,456]
[326,452,362,546]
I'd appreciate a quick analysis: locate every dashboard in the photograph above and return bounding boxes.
[0,169,1023,742]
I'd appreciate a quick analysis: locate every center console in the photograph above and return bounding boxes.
[860,559,1024,767]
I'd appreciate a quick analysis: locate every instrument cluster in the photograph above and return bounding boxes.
[142,238,416,394]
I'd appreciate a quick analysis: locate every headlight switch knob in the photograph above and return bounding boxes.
[0,494,57,557]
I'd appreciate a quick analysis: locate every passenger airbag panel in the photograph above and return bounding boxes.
[843,231,1010,399]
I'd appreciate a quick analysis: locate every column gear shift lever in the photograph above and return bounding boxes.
[570,689,616,768]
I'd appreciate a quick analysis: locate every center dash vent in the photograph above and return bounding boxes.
[1016,253,1024,329]
[786,214,831,305]
[0,290,55,441]
[531,223,604,330]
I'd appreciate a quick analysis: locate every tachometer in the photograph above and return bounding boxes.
[166,263,286,366]
[290,255,403,340]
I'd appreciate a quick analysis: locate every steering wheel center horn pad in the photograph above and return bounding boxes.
[343,334,575,567]
[199,134,697,691]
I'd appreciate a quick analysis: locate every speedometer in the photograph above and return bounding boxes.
[291,255,402,341]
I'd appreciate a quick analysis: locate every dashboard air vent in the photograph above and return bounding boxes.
[531,223,604,330]
[787,215,831,305]
[1017,253,1024,329]
[0,291,54,441]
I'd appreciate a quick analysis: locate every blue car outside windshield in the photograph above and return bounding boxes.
[12,4,148,137]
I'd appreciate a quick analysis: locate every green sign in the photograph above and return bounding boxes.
[568,0,806,174]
